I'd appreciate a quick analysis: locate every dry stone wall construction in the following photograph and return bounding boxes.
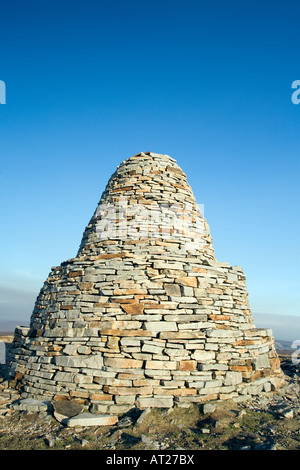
[8,152,285,414]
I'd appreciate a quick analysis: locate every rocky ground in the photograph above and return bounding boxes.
[0,336,299,451]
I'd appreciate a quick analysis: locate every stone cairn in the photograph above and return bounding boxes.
[8,152,284,415]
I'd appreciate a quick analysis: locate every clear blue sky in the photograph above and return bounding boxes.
[0,0,299,340]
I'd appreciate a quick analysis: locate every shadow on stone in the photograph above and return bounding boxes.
[119,407,143,423]
[120,432,141,447]
[190,416,218,435]
[222,435,259,450]
[53,399,84,424]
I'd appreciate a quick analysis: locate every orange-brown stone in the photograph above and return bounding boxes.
[68,270,83,278]
[179,360,197,371]
[121,303,144,315]
[176,277,197,287]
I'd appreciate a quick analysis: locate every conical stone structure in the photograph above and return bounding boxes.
[9,152,284,414]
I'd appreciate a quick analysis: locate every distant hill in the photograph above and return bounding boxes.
[0,320,29,335]
[275,339,293,351]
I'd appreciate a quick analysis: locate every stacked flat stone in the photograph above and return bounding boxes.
[8,152,284,415]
